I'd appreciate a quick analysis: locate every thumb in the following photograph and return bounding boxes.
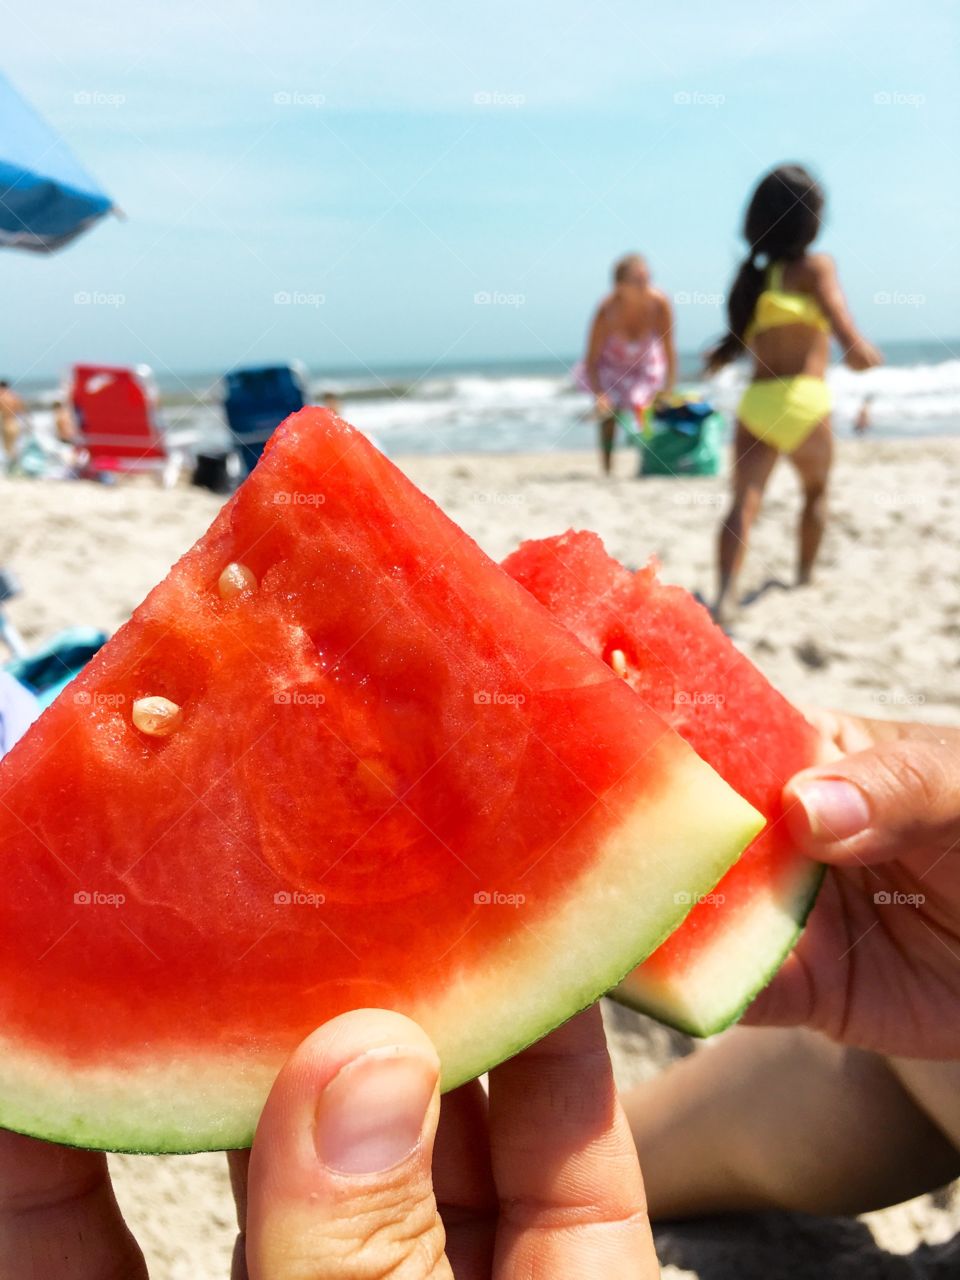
[245,1009,449,1280]
[784,731,960,867]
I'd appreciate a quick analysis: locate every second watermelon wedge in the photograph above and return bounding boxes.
[503,530,823,1037]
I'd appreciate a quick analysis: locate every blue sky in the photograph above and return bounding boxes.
[3,0,958,382]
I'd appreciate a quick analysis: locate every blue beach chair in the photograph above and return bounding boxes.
[223,364,307,476]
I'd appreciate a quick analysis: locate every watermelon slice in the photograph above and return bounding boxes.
[502,530,822,1037]
[0,410,762,1152]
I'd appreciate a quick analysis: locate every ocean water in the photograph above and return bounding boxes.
[23,341,960,458]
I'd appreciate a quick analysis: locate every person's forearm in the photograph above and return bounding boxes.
[832,321,864,354]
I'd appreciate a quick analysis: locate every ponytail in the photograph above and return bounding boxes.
[704,254,766,372]
[704,163,825,372]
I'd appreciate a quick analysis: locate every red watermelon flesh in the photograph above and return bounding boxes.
[502,530,822,1036]
[0,410,762,1152]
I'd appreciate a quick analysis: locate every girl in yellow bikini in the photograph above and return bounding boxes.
[706,164,882,622]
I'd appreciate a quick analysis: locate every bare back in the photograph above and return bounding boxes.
[597,287,668,344]
[749,252,876,379]
[749,256,830,379]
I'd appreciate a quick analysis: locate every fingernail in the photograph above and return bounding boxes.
[315,1047,437,1176]
[792,778,871,841]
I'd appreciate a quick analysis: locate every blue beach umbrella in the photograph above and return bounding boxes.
[0,70,114,252]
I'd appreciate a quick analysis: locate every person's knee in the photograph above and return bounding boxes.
[732,486,764,527]
[803,482,828,513]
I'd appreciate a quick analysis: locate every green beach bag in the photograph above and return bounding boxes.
[619,394,725,477]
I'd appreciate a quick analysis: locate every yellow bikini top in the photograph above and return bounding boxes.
[745,261,830,345]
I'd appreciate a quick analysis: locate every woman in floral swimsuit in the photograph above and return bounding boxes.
[578,254,676,475]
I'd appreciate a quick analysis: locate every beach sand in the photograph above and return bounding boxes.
[0,436,958,1276]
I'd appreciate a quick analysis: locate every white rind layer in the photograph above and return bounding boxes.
[613,857,823,1036]
[0,748,762,1152]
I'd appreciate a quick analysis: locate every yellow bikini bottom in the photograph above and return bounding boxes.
[737,375,831,453]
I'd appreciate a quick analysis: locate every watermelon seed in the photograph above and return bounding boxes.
[610,649,628,678]
[218,562,258,599]
[132,696,183,737]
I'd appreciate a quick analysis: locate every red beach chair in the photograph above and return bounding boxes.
[70,364,186,486]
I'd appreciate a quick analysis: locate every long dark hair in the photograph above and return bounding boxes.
[705,164,825,371]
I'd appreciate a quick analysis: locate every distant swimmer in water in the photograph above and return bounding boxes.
[577,254,676,475]
[705,164,882,623]
[854,393,875,435]
[0,381,25,470]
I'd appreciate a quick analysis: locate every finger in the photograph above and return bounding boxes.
[784,729,960,867]
[228,1148,251,1280]
[237,1047,493,1279]
[432,1081,495,1280]
[245,1008,450,1280]
[741,872,850,1029]
[0,1129,146,1279]
[432,1080,492,1210]
[487,1005,658,1279]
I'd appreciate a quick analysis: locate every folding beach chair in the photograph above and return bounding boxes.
[223,364,307,477]
[70,364,188,486]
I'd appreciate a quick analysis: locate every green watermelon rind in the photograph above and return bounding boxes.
[611,860,825,1037]
[436,771,766,1095]
[0,749,764,1153]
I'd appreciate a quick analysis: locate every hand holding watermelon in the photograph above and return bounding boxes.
[625,714,960,1223]
[0,1005,661,1278]
[745,709,960,1059]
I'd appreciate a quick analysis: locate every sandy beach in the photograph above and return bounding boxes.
[1,435,958,1276]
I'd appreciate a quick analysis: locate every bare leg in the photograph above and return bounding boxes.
[714,422,778,622]
[789,418,832,585]
[622,1026,960,1219]
[1,415,18,464]
[889,1057,960,1152]
[598,414,617,476]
